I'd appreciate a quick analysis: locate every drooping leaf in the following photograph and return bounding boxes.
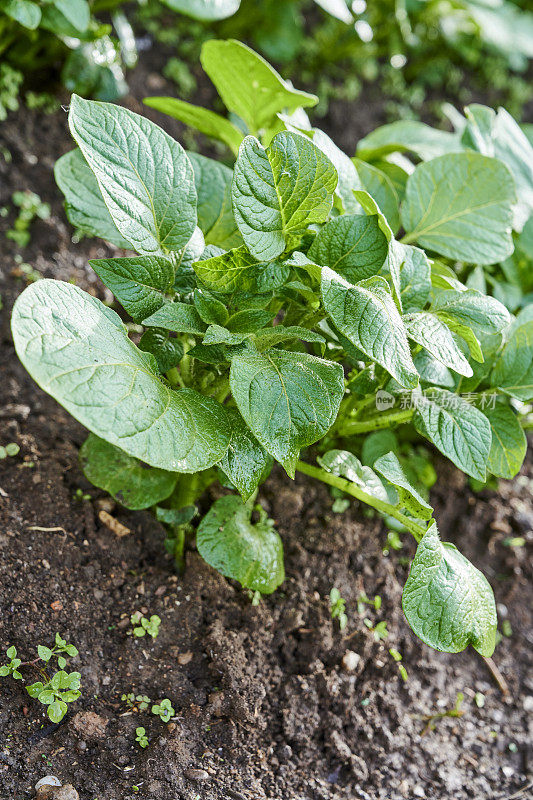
[402,523,497,656]
[321,268,419,389]
[89,256,174,322]
[11,280,230,472]
[187,152,242,247]
[374,452,433,519]
[142,302,207,335]
[318,449,389,502]
[492,320,533,401]
[54,149,131,248]
[218,408,272,501]
[357,120,461,161]
[68,95,197,255]
[144,97,243,155]
[194,246,289,294]
[197,495,284,593]
[361,430,399,466]
[400,153,516,264]
[200,39,317,135]
[230,347,344,477]
[483,404,527,479]
[308,214,388,283]
[80,434,177,510]
[413,389,492,481]
[232,131,337,260]
[403,312,473,377]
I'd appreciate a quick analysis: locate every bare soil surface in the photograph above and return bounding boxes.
[0,50,532,800]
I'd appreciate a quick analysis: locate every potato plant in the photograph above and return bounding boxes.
[11,40,533,659]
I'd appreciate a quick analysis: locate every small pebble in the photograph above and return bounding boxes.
[184,768,210,782]
[341,650,361,672]
[35,777,61,790]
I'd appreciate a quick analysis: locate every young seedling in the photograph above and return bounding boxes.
[389,648,408,681]
[364,619,389,641]
[135,727,149,748]
[329,588,348,631]
[0,634,80,722]
[0,443,20,459]
[357,593,382,614]
[122,693,151,711]
[73,487,92,502]
[415,692,465,736]
[129,613,161,640]
[13,40,531,661]
[6,190,50,248]
[151,698,175,723]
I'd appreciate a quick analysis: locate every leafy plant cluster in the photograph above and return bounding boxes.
[12,40,533,660]
[0,633,80,722]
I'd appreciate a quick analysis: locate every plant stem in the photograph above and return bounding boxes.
[337,408,414,436]
[399,232,417,245]
[165,367,185,388]
[295,460,426,542]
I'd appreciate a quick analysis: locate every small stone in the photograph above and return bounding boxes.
[341,650,361,672]
[184,768,210,782]
[36,777,61,791]
[523,695,533,712]
[502,766,514,779]
[36,787,79,800]
[71,711,108,739]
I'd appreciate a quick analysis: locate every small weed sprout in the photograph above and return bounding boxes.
[364,619,389,641]
[135,727,149,748]
[329,588,348,631]
[129,612,161,639]
[122,693,151,711]
[357,593,381,613]
[416,692,465,735]
[6,190,50,248]
[73,487,92,502]
[389,648,408,681]
[151,698,174,722]
[0,443,20,459]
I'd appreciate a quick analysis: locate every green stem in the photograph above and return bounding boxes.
[165,367,185,388]
[338,408,414,436]
[295,460,426,542]
[399,232,417,245]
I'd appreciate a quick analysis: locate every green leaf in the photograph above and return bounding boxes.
[200,39,317,135]
[307,214,388,283]
[218,408,272,501]
[413,389,492,481]
[0,666,11,677]
[401,153,516,264]
[357,120,461,161]
[230,348,344,477]
[160,0,240,22]
[203,325,249,346]
[352,158,400,233]
[144,98,243,155]
[12,280,231,473]
[68,95,197,255]
[6,646,16,659]
[37,646,53,662]
[232,131,337,260]
[188,152,242,247]
[321,268,418,389]
[52,0,89,30]
[138,328,184,374]
[156,505,196,526]
[142,302,207,335]
[197,495,284,594]
[374,452,433,519]
[226,309,274,334]
[254,326,325,351]
[54,150,131,248]
[403,312,473,377]
[0,0,41,29]
[311,129,361,214]
[58,656,66,670]
[194,246,289,294]
[361,430,399,466]
[431,290,510,335]
[436,313,484,363]
[89,256,174,322]
[193,289,229,326]
[60,690,81,703]
[318,449,389,502]
[402,523,497,656]
[398,243,431,312]
[492,321,533,401]
[483,404,527,479]
[26,682,44,698]
[80,434,177,511]
[48,700,68,723]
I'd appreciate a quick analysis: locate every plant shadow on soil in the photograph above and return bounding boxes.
[0,49,532,800]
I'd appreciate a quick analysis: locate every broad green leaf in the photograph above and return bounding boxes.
[401,153,516,264]
[11,280,230,472]
[80,434,177,510]
[361,430,399,466]
[230,348,344,477]
[436,313,483,363]
[203,325,250,346]
[37,646,53,662]
[318,449,388,502]
[52,0,89,30]
[226,309,274,333]
[232,131,337,260]
[311,129,361,214]
[89,256,174,322]
[398,243,431,312]
[308,214,388,283]
[431,289,510,334]
[194,246,289,294]
[69,95,197,256]
[54,150,131,249]
[403,312,473,377]
[197,495,284,593]
[193,289,229,326]
[321,268,419,389]
[357,120,461,161]
[160,0,240,21]
[144,98,243,156]
[48,701,68,724]
[483,404,527,479]
[200,39,317,135]
[413,351,455,388]
[351,190,402,304]
[374,452,433,519]
[413,389,492,481]
[0,0,41,28]
[138,328,184,373]
[402,523,497,656]
[218,408,272,501]
[492,321,533,401]
[187,152,242,247]
[254,326,325,351]
[142,303,207,335]
[352,158,400,233]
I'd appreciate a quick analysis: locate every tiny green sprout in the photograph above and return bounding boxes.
[6,190,50,248]
[474,692,485,708]
[135,727,149,748]
[332,497,350,514]
[416,691,465,735]
[0,646,23,680]
[502,620,513,637]
[122,693,151,711]
[384,530,403,552]
[389,648,408,681]
[504,537,525,548]
[130,612,161,639]
[329,588,348,631]
[364,619,389,641]
[151,698,174,722]
[74,487,92,502]
[0,443,20,459]
[357,593,381,613]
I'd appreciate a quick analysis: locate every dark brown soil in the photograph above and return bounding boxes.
[0,52,532,800]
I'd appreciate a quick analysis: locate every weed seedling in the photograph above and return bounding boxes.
[329,588,348,631]
[0,443,20,459]
[129,612,161,640]
[6,191,50,248]
[357,593,381,614]
[135,727,149,748]
[151,698,174,722]
[416,692,465,735]
[122,693,151,711]
[364,619,389,641]
[389,648,408,681]
[73,487,92,502]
